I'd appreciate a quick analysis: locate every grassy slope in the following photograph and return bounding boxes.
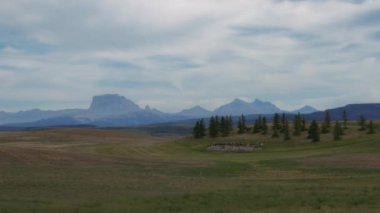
[0,125,379,212]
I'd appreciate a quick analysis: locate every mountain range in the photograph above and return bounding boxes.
[5,93,376,128]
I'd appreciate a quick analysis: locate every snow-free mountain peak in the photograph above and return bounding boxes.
[89,94,141,115]
[177,105,212,118]
[292,105,318,114]
[214,98,282,115]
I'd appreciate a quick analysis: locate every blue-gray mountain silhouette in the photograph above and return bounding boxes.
[2,94,377,128]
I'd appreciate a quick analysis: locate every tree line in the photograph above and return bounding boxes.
[193,109,377,142]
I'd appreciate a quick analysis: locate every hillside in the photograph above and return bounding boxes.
[0,122,379,211]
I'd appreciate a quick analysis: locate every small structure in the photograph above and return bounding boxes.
[207,143,263,152]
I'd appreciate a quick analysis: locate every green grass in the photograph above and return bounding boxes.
[0,125,379,212]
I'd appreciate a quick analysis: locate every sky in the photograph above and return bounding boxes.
[0,0,380,113]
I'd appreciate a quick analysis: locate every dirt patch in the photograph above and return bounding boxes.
[300,154,380,169]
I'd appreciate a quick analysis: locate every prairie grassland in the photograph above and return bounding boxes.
[0,125,379,212]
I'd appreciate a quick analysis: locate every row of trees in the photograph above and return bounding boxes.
[193,110,377,141]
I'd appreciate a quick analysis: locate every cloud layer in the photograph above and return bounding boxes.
[0,0,380,112]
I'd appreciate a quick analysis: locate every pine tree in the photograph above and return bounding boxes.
[228,115,233,133]
[208,116,219,137]
[193,119,206,139]
[281,113,286,132]
[293,113,302,136]
[253,119,260,133]
[220,116,228,137]
[283,118,291,141]
[262,117,268,135]
[308,120,320,142]
[272,127,279,138]
[238,114,246,134]
[359,115,366,131]
[301,115,307,131]
[273,113,281,130]
[343,110,348,129]
[368,120,376,134]
[333,121,342,141]
[193,121,200,138]
[321,110,331,134]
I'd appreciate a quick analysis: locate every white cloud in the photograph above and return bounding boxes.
[0,0,379,112]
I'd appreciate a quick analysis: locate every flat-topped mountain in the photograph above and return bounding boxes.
[88,94,142,116]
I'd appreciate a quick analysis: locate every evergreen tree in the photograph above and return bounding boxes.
[272,127,279,138]
[228,115,233,133]
[220,116,228,137]
[237,114,246,134]
[368,120,376,134]
[343,110,348,129]
[253,119,260,134]
[273,113,281,130]
[301,115,307,131]
[308,120,320,142]
[208,116,219,137]
[258,116,263,130]
[262,117,268,135]
[199,119,206,138]
[193,121,201,138]
[321,110,331,133]
[358,115,366,131]
[283,118,291,141]
[193,119,206,138]
[293,113,302,136]
[333,121,342,141]
[281,113,286,132]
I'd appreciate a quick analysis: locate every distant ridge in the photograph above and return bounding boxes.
[213,98,282,115]
[3,94,377,128]
[292,105,318,114]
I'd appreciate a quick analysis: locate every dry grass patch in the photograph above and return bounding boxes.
[300,154,380,169]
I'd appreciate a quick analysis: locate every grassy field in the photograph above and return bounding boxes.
[0,123,379,212]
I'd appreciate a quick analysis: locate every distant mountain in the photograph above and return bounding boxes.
[292,105,318,114]
[213,98,282,115]
[176,106,212,118]
[88,94,141,116]
[306,103,380,121]
[1,94,379,128]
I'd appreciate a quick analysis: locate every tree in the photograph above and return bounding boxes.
[283,118,291,141]
[193,119,206,139]
[281,113,286,132]
[262,117,268,135]
[193,121,201,138]
[301,115,307,131]
[368,120,376,134]
[272,127,280,138]
[237,114,246,134]
[333,121,342,140]
[293,113,302,136]
[321,110,331,134]
[208,116,219,137]
[220,116,229,137]
[227,115,233,133]
[358,115,366,131]
[253,119,259,133]
[343,110,348,129]
[273,113,281,131]
[308,120,320,142]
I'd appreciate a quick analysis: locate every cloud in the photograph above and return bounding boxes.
[0,0,379,112]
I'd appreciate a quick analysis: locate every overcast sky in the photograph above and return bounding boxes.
[0,0,380,112]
